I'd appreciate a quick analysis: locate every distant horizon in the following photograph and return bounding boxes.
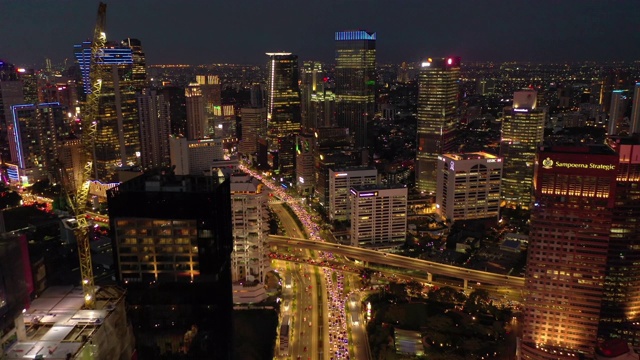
[2,1,639,68]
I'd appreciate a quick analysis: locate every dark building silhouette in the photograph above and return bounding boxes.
[107,172,233,359]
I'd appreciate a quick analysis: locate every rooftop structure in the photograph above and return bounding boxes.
[3,286,133,360]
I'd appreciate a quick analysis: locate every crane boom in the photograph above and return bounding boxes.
[74,2,107,309]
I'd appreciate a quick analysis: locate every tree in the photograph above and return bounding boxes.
[428,286,466,305]
[464,289,491,314]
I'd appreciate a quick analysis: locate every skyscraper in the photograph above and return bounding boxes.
[265,52,301,179]
[334,30,376,149]
[74,39,147,182]
[185,83,207,140]
[0,60,25,162]
[520,145,619,359]
[295,132,315,196]
[500,89,547,208]
[238,106,267,157]
[301,61,323,131]
[415,57,461,194]
[608,90,629,136]
[6,102,69,184]
[137,89,171,170]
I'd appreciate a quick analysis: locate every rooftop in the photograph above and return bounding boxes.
[443,152,498,161]
[4,286,127,360]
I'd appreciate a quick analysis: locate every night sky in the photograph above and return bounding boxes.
[1,0,639,67]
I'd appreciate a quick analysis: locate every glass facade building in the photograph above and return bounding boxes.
[7,102,69,183]
[266,53,301,179]
[334,30,376,149]
[500,90,547,209]
[74,39,147,182]
[415,57,461,194]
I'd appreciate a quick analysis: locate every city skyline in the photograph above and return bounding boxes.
[1,0,640,67]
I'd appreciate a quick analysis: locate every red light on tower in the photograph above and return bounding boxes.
[447,58,453,65]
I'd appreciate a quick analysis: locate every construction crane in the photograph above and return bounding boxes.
[67,2,107,309]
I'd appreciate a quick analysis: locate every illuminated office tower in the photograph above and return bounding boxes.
[6,102,69,184]
[230,173,270,284]
[74,39,147,182]
[301,61,323,130]
[137,89,171,170]
[349,185,407,250]
[631,83,640,135]
[20,68,38,104]
[310,84,336,129]
[415,57,461,194]
[265,52,301,179]
[329,166,378,222]
[435,152,502,223]
[334,30,376,149]
[295,132,315,196]
[185,83,207,140]
[500,89,547,208]
[608,90,630,136]
[239,106,267,156]
[0,60,25,162]
[520,145,619,359]
[196,75,222,137]
[212,104,237,140]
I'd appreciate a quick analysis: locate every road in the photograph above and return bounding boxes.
[270,202,323,359]
[268,235,525,291]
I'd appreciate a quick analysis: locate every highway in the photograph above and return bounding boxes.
[268,235,525,291]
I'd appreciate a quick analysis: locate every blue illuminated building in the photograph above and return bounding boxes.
[74,41,134,95]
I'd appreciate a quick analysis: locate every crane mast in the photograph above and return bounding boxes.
[74,2,107,309]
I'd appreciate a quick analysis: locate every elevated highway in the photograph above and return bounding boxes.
[268,235,525,291]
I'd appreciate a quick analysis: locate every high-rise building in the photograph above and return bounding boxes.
[520,145,619,359]
[230,173,270,284]
[436,152,502,223]
[600,136,640,347]
[169,136,227,175]
[6,102,69,184]
[295,132,315,196]
[158,86,187,136]
[328,167,378,222]
[185,83,207,140]
[301,61,323,131]
[415,57,461,194]
[334,30,376,149]
[239,107,267,156]
[500,89,547,208]
[74,39,147,182]
[196,75,223,137]
[265,53,301,179]
[608,90,630,136]
[107,173,233,359]
[349,185,407,250]
[310,85,336,129]
[631,83,640,135]
[137,89,171,170]
[313,127,366,208]
[0,60,25,162]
